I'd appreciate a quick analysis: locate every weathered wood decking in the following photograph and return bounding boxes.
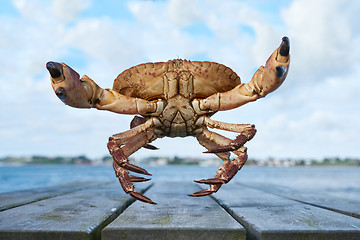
[0,180,359,240]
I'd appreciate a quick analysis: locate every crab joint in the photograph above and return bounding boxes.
[192,95,220,115]
[136,98,164,116]
[201,93,220,112]
[47,61,94,108]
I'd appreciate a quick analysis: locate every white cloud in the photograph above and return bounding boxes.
[12,0,48,21]
[282,0,360,82]
[167,0,201,27]
[52,0,91,22]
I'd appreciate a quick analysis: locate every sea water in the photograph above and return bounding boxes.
[0,165,359,200]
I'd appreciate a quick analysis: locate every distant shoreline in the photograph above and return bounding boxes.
[1,156,359,167]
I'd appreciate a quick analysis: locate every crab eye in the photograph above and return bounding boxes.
[55,87,67,102]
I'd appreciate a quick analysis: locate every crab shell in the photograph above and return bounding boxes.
[113,59,240,101]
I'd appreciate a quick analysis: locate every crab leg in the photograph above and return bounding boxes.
[130,116,158,150]
[199,118,256,153]
[196,128,230,162]
[46,61,163,115]
[198,116,256,153]
[190,128,248,197]
[193,37,290,113]
[108,120,159,204]
[111,117,155,142]
[108,137,151,176]
[113,161,155,204]
[196,147,247,184]
[202,116,255,133]
[190,130,230,196]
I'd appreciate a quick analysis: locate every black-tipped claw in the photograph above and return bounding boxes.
[279,36,290,56]
[46,61,62,78]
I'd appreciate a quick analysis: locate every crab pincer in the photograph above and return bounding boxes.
[46,61,95,108]
[243,36,290,98]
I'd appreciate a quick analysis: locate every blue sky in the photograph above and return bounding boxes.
[1,0,359,160]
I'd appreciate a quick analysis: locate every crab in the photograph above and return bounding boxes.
[47,37,290,204]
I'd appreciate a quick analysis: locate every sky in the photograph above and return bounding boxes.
[0,0,359,160]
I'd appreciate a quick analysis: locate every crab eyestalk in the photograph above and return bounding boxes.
[46,61,92,108]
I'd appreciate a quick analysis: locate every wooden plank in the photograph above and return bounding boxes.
[211,183,360,240]
[327,189,360,202]
[242,182,360,218]
[0,181,151,240]
[0,181,109,211]
[102,182,245,240]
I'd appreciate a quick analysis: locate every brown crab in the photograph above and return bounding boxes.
[47,37,290,204]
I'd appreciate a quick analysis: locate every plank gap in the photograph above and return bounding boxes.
[203,190,259,240]
[91,182,154,240]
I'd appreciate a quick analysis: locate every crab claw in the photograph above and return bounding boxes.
[247,37,290,98]
[279,36,290,57]
[46,61,93,108]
